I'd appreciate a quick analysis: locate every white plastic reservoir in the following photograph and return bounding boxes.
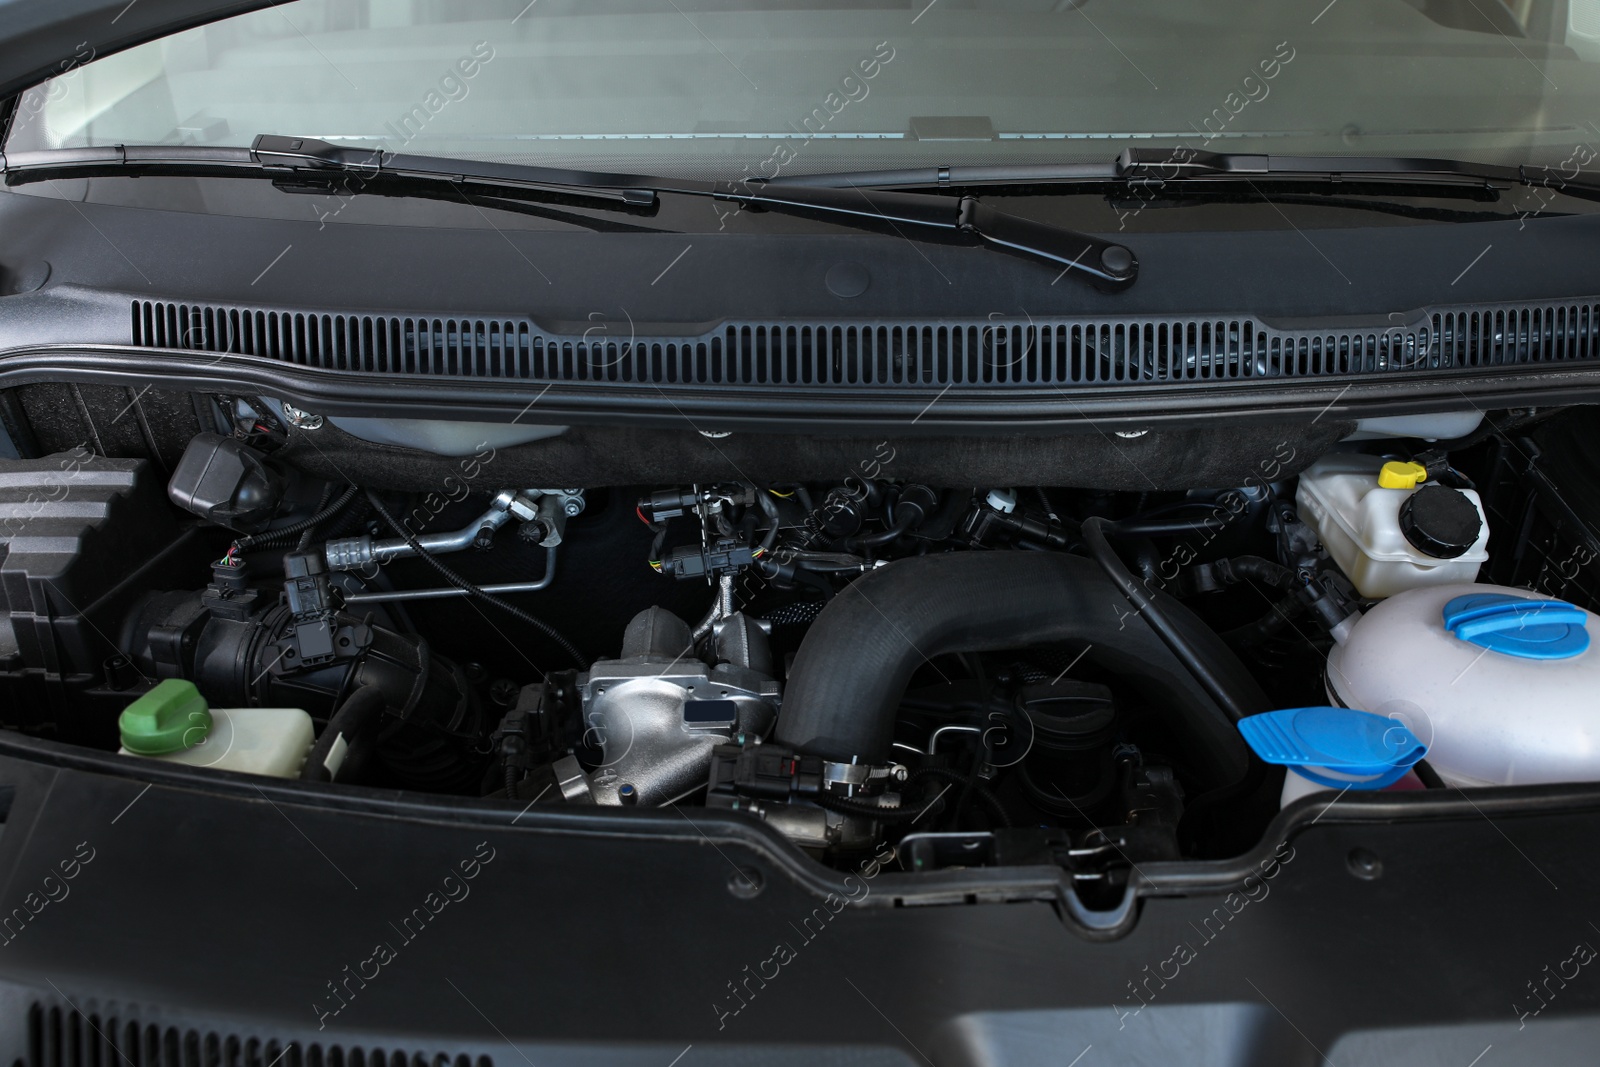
[1327,583,1600,787]
[1297,454,1490,598]
[118,679,314,778]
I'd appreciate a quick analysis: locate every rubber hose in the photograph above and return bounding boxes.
[1106,510,1244,538]
[301,684,387,783]
[846,509,915,551]
[774,551,1261,788]
[1080,517,1258,723]
[1413,758,1446,789]
[1222,594,1306,647]
[1216,555,1297,590]
[364,490,586,668]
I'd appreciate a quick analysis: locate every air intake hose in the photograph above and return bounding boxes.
[774,552,1264,788]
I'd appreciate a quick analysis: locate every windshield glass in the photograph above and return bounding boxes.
[6,0,1596,180]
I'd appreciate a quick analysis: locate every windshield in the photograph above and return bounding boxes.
[6,0,1596,180]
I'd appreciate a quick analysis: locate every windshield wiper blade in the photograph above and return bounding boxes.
[770,148,1600,203]
[716,183,1137,289]
[1,134,662,211]
[1113,147,1564,192]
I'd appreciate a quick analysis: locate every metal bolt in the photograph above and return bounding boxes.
[564,499,583,516]
[280,403,324,430]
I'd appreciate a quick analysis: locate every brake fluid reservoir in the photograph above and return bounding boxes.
[118,679,315,779]
[1296,455,1489,597]
[1327,583,1600,787]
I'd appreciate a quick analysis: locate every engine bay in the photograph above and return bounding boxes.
[1,390,1595,899]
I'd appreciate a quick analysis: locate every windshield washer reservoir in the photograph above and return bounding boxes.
[1327,583,1600,788]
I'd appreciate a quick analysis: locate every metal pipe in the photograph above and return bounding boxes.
[343,547,558,603]
[929,723,982,754]
[326,492,517,572]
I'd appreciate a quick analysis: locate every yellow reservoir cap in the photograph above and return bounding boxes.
[1378,460,1428,490]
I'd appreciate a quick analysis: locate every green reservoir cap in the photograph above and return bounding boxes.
[119,679,213,754]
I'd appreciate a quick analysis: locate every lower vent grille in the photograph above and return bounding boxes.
[23,1003,490,1067]
[130,299,1600,387]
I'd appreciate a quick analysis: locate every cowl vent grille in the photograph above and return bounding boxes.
[23,1002,490,1067]
[130,299,1600,386]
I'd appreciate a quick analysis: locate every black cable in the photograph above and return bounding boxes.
[364,489,586,667]
[233,484,358,552]
[296,482,337,551]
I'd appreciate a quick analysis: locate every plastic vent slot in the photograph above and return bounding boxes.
[129,299,1600,387]
[22,1003,491,1067]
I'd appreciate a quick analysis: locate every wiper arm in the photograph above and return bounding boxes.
[271,135,1139,284]
[1,134,1139,285]
[715,183,1137,290]
[1,134,662,212]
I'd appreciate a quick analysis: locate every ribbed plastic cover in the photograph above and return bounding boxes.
[26,1002,491,1067]
[130,297,1600,387]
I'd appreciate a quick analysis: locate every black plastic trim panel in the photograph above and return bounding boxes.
[1,345,1598,433]
[0,731,1596,1064]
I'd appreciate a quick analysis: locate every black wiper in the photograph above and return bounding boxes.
[1,134,663,213]
[1,134,1139,287]
[714,183,1137,290]
[768,147,1600,204]
[1113,148,1600,201]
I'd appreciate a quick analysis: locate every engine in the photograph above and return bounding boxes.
[1,395,1595,882]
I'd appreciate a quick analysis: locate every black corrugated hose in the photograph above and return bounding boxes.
[232,484,359,553]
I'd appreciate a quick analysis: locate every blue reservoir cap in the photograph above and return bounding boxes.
[1238,707,1427,790]
[1442,593,1590,660]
